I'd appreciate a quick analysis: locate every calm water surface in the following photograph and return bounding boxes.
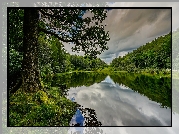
[63,73,171,126]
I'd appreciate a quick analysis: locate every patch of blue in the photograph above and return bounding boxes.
[75,109,85,126]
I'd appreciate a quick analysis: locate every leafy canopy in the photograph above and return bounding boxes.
[39,8,110,58]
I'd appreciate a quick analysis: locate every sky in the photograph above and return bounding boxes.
[61,6,175,64]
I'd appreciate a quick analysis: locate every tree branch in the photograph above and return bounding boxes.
[39,9,68,22]
[39,28,76,43]
[39,9,61,18]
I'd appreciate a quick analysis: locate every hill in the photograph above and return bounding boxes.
[110,32,171,73]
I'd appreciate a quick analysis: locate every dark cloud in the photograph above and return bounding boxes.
[63,8,172,63]
[100,54,114,59]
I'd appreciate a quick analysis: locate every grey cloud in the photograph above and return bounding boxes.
[104,9,170,39]
[62,8,172,63]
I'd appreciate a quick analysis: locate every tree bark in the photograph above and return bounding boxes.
[22,9,41,92]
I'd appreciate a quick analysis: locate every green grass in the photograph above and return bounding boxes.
[56,68,171,78]
[139,72,171,78]
[9,87,77,126]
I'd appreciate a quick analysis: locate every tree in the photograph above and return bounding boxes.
[8,9,24,92]
[22,9,40,92]
[9,8,110,92]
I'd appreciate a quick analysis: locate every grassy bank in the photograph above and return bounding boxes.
[9,86,77,126]
[107,67,171,78]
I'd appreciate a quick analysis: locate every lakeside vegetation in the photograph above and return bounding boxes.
[8,8,173,126]
[110,72,171,108]
[110,32,171,73]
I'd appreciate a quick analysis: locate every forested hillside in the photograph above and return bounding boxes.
[110,32,171,73]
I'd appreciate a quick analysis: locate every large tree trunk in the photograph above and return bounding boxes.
[22,9,41,92]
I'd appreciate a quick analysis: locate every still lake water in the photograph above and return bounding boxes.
[53,72,171,126]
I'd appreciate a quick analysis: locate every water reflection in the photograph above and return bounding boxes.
[70,95,102,126]
[110,73,171,108]
[52,72,171,126]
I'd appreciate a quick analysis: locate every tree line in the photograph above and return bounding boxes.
[110,32,171,73]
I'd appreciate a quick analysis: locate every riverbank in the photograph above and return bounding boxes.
[9,86,77,126]
[9,69,172,126]
[65,69,171,78]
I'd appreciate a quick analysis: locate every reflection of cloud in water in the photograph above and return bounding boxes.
[90,100,97,106]
[102,75,115,84]
[67,77,171,126]
[119,84,130,90]
[109,84,116,87]
[102,75,117,88]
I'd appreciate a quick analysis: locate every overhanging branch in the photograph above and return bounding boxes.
[39,9,61,18]
[39,28,75,43]
[39,9,68,22]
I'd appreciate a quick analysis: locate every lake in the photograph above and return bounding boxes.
[52,72,171,126]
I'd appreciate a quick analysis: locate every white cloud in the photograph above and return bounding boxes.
[118,51,129,57]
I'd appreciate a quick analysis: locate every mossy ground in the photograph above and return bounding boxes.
[9,86,77,126]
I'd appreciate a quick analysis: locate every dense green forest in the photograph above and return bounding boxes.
[110,32,171,74]
[8,8,173,126]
